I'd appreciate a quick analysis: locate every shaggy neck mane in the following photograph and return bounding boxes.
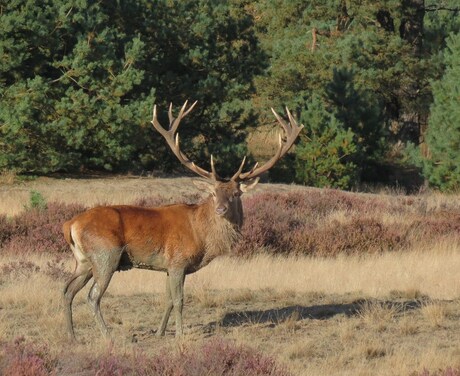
[196,196,241,262]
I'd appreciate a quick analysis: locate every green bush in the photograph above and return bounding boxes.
[25,191,47,211]
[417,32,460,191]
[294,95,360,189]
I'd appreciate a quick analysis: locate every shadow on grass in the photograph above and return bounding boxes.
[203,299,425,333]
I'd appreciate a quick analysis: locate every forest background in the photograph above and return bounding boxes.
[1,0,459,192]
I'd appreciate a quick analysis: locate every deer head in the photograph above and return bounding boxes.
[151,101,303,223]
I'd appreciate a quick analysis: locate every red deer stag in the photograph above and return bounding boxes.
[62,101,303,340]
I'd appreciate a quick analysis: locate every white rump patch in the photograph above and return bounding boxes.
[70,225,88,264]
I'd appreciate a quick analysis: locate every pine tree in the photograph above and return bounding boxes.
[325,67,385,180]
[0,0,263,174]
[420,32,460,191]
[294,95,359,189]
[251,0,437,185]
[0,0,155,172]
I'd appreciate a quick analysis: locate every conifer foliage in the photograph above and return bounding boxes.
[0,0,459,191]
[420,33,460,191]
[0,0,261,174]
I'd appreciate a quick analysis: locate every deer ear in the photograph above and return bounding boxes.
[193,179,215,193]
[240,177,259,192]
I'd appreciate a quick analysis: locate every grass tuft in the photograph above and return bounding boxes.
[358,300,399,332]
[421,301,450,328]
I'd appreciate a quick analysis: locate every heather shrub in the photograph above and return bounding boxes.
[80,337,290,376]
[44,255,73,281]
[237,191,325,255]
[0,214,15,248]
[149,337,290,376]
[1,202,84,254]
[1,190,459,257]
[93,345,133,376]
[289,218,408,256]
[0,337,56,376]
[237,194,301,255]
[0,261,40,280]
[236,191,402,256]
[0,335,288,375]
[314,189,391,215]
[134,193,202,207]
[408,215,460,241]
[236,191,459,257]
[417,367,460,376]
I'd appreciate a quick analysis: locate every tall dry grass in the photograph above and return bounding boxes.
[189,244,460,300]
[103,239,460,300]
[1,177,460,375]
[1,244,460,374]
[4,244,459,307]
[0,176,194,217]
[0,249,460,375]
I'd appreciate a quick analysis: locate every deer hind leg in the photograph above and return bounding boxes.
[63,258,92,341]
[87,249,122,338]
[168,269,186,337]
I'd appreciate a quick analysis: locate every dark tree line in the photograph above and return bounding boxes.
[1,0,459,190]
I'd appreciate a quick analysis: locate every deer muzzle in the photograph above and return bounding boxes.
[215,205,228,216]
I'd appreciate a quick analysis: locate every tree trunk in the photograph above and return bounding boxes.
[399,0,426,146]
[400,0,425,56]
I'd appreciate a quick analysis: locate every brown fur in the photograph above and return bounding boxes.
[63,101,301,340]
[62,180,253,340]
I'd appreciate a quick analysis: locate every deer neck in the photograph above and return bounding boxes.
[195,196,242,262]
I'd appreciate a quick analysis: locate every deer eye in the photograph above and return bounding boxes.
[233,191,241,198]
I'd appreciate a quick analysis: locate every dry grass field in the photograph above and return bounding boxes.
[1,176,460,375]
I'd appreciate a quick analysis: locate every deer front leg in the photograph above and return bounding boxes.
[156,273,173,337]
[168,269,186,336]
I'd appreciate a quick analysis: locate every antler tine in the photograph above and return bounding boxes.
[169,100,198,133]
[152,105,158,127]
[210,155,220,180]
[238,107,303,181]
[168,103,174,126]
[152,105,168,137]
[169,100,189,133]
[247,162,259,175]
[271,108,290,135]
[151,101,215,180]
[230,156,247,181]
[183,100,198,117]
[178,99,189,119]
[285,106,296,130]
[174,132,214,179]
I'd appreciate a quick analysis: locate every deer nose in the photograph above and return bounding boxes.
[215,206,228,216]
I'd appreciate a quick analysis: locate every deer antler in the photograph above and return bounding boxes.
[152,101,219,180]
[232,107,304,181]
